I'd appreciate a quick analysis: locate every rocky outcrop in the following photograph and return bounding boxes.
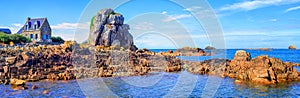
[227,54,299,84]
[187,50,300,84]
[289,45,296,50]
[205,46,216,50]
[187,59,229,76]
[233,50,251,61]
[10,78,26,86]
[0,41,185,84]
[175,47,207,56]
[0,42,76,83]
[89,8,133,49]
[158,47,210,56]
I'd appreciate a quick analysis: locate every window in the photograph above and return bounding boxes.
[25,25,27,30]
[28,22,31,29]
[37,21,40,28]
[35,34,38,39]
[30,34,33,39]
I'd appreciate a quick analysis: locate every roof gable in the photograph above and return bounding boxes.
[24,17,47,30]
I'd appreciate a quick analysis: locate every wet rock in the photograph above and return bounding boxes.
[165,57,182,72]
[31,85,38,90]
[11,85,28,90]
[43,90,50,94]
[5,57,16,65]
[10,78,26,86]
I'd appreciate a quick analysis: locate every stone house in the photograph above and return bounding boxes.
[18,17,52,42]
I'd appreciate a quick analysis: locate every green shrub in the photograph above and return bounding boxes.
[90,15,96,30]
[0,33,31,44]
[51,36,64,43]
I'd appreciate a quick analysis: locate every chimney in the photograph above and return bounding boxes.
[27,17,31,21]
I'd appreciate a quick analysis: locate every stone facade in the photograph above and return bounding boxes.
[18,17,52,42]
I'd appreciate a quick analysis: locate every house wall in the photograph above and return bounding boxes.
[41,19,51,41]
[21,30,42,41]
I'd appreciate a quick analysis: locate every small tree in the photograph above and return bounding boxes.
[51,36,64,43]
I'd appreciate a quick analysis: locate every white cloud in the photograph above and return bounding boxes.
[163,14,192,22]
[162,6,215,22]
[184,6,201,11]
[285,5,300,12]
[224,31,268,36]
[132,22,154,31]
[269,19,277,22]
[51,22,89,30]
[51,22,90,42]
[161,11,167,15]
[220,0,300,11]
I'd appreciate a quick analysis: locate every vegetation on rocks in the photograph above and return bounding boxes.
[51,36,64,43]
[0,33,31,44]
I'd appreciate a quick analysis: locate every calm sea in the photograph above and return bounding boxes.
[1,49,300,97]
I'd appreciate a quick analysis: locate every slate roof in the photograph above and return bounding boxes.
[0,28,12,34]
[17,28,23,34]
[17,17,47,34]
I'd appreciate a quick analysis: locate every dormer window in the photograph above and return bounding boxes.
[37,21,40,28]
[34,24,37,29]
[25,25,28,30]
[28,22,32,29]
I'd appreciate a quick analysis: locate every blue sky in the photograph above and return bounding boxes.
[0,0,299,49]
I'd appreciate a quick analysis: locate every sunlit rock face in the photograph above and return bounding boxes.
[89,8,133,49]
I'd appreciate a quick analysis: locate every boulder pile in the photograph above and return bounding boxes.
[188,50,300,84]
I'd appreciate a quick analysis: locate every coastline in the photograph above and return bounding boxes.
[1,43,299,87]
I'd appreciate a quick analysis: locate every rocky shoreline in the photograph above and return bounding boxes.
[0,42,193,84]
[0,44,299,86]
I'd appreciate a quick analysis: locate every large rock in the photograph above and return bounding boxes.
[233,50,251,61]
[205,46,216,50]
[10,78,26,86]
[89,8,133,49]
[187,50,300,84]
[5,57,16,65]
[288,45,296,49]
[174,47,207,56]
